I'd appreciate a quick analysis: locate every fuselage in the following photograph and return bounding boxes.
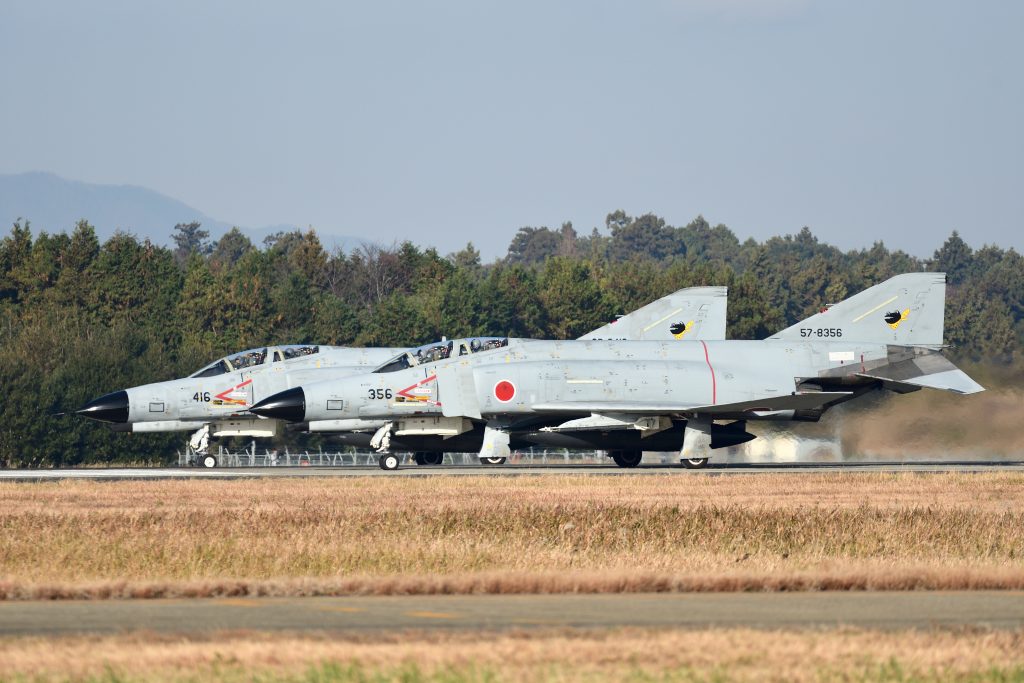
[293,337,892,423]
[120,345,402,428]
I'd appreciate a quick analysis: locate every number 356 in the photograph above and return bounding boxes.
[368,388,393,400]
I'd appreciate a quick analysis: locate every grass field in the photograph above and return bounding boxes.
[1,472,1023,598]
[1,627,1023,682]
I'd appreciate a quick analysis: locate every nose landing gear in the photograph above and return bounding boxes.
[378,454,400,471]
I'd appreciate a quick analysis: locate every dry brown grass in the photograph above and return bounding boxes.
[2,473,1024,599]
[1,627,1024,682]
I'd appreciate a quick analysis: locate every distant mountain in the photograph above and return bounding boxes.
[0,172,363,252]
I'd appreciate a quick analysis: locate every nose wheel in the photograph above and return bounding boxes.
[378,454,400,471]
[682,457,709,469]
[200,454,217,468]
[480,456,506,465]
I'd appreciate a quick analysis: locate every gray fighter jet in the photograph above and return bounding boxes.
[251,273,983,470]
[77,287,727,466]
[76,345,404,466]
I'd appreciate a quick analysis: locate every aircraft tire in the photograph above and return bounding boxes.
[201,454,217,469]
[423,452,444,466]
[682,457,709,469]
[413,452,427,466]
[611,450,642,468]
[379,454,400,471]
[480,457,506,466]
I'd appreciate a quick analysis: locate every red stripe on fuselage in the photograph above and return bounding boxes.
[700,340,717,405]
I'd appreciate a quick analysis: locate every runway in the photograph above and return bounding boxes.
[0,461,1021,481]
[1,592,1022,635]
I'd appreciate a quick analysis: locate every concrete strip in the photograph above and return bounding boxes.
[0,462,1022,481]
[0,592,1022,636]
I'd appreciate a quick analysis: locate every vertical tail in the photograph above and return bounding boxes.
[768,273,946,347]
[579,286,728,341]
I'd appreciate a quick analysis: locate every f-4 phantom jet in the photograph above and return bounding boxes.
[77,287,727,466]
[251,273,983,470]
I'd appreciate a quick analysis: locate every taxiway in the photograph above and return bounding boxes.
[0,592,1022,635]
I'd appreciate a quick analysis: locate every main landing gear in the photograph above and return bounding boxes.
[413,451,444,466]
[480,456,507,465]
[682,457,709,469]
[610,450,643,468]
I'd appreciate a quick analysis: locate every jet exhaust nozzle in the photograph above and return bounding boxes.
[76,390,130,424]
[250,388,306,422]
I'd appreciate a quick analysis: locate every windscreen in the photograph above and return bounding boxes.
[190,348,267,378]
[373,337,508,373]
[191,360,230,378]
[279,345,319,360]
[225,348,267,370]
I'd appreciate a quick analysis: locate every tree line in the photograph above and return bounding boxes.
[1,213,1020,467]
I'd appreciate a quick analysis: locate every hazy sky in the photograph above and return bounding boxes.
[2,0,1021,258]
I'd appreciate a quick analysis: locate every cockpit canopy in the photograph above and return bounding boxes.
[190,345,320,378]
[374,337,508,373]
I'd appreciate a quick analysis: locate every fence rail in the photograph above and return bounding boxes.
[177,445,611,467]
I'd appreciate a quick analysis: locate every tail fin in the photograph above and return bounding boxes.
[578,286,727,341]
[768,273,945,347]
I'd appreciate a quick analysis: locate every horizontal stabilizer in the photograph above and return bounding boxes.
[898,369,985,395]
[855,352,985,395]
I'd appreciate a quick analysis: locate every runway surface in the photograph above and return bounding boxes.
[1,461,1021,481]
[1,592,1022,635]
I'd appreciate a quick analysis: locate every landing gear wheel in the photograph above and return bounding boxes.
[682,457,709,469]
[611,450,642,468]
[201,454,217,469]
[481,457,506,466]
[379,454,400,471]
[414,452,444,466]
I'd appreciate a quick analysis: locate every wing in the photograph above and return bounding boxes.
[528,392,855,417]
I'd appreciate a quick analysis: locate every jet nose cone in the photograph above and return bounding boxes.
[77,390,130,423]
[250,387,306,422]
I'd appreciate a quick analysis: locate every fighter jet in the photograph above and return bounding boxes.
[250,273,983,470]
[77,286,728,467]
[292,285,730,463]
[75,345,405,466]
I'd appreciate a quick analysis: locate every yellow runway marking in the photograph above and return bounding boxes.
[211,599,264,608]
[313,606,365,614]
[404,611,459,619]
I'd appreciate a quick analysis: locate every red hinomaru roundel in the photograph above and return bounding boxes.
[493,380,516,402]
